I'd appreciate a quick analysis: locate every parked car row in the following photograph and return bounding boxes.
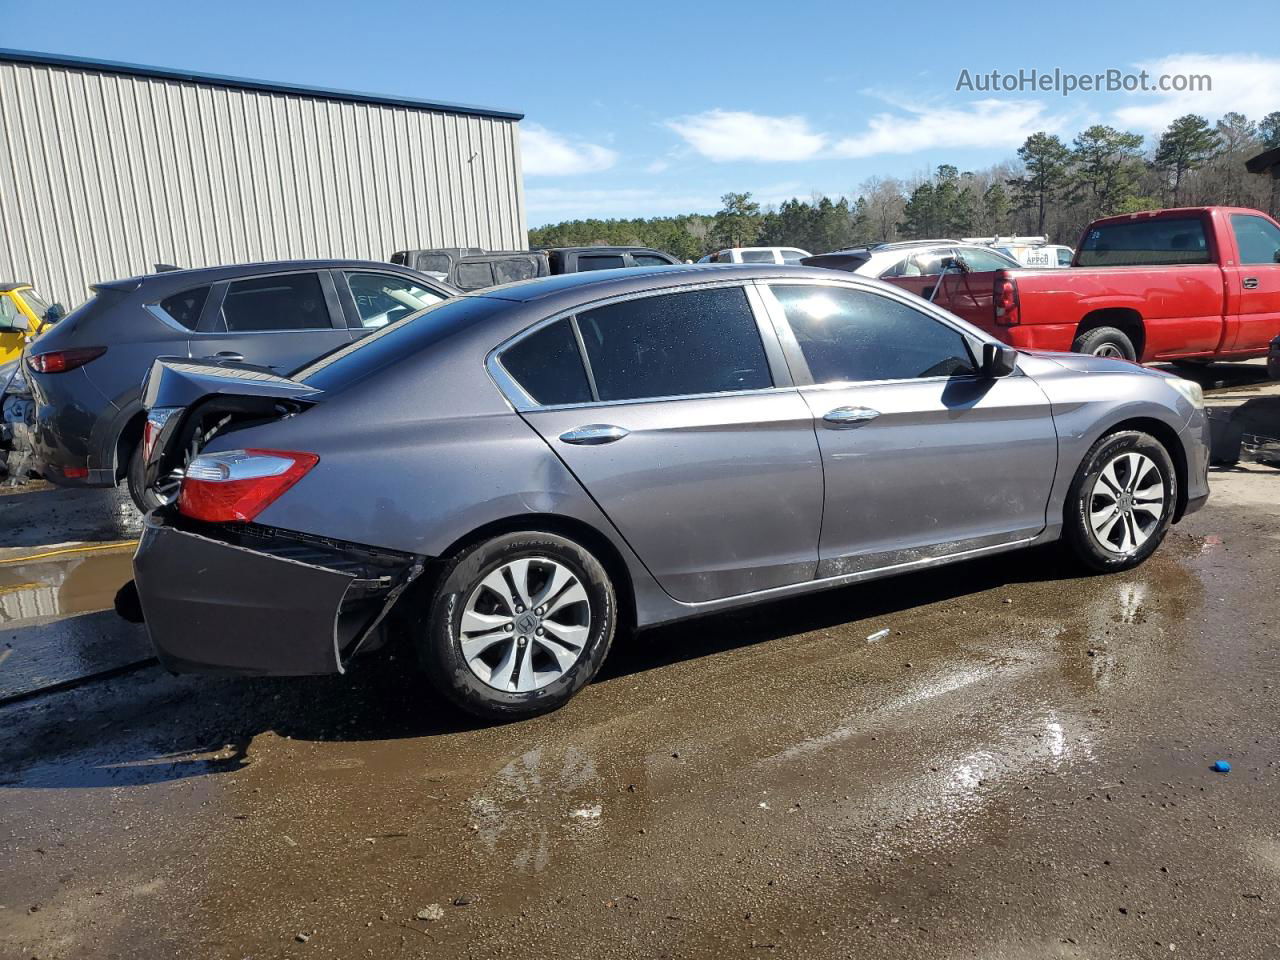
[803,206,1280,365]
[392,245,682,291]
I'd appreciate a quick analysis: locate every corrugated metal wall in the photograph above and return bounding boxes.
[0,58,526,308]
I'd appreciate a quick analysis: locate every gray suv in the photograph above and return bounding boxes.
[26,260,455,509]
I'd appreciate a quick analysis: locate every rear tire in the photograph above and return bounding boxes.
[1072,326,1137,361]
[125,443,163,513]
[418,531,616,721]
[1064,430,1176,572]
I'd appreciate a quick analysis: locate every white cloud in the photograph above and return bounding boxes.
[833,98,1067,158]
[520,123,617,176]
[1111,53,1280,132]
[665,110,828,163]
[644,158,672,174]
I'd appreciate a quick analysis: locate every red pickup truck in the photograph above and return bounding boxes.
[910,207,1280,364]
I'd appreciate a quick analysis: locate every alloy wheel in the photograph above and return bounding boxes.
[1092,343,1126,359]
[1088,452,1165,554]
[458,556,591,692]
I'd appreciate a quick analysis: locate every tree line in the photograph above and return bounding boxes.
[529,111,1280,260]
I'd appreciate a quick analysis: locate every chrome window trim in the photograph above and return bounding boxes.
[485,278,787,413]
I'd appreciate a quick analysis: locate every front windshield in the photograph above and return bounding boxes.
[20,287,51,319]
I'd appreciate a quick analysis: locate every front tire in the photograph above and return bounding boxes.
[418,531,616,720]
[1072,326,1137,361]
[1064,430,1176,572]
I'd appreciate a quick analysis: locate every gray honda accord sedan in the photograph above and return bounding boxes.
[128,264,1210,719]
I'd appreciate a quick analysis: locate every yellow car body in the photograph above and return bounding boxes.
[1,283,51,366]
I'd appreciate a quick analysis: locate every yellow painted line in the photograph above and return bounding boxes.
[0,540,139,566]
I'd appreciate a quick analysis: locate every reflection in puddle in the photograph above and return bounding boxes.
[0,547,134,625]
[467,745,609,873]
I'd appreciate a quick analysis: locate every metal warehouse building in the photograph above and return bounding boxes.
[0,49,527,308]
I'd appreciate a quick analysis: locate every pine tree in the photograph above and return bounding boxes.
[1008,133,1071,234]
[1153,115,1220,205]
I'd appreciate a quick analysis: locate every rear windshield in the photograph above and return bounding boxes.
[1076,217,1211,267]
[293,296,506,392]
[415,253,452,274]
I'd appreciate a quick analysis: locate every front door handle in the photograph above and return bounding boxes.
[1243,277,1259,289]
[822,406,880,428]
[214,351,244,362]
[559,424,629,445]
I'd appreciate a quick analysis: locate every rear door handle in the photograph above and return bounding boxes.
[1243,277,1259,289]
[822,406,880,428]
[559,424,629,445]
[214,351,244,362]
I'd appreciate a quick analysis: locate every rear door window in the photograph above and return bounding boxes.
[1230,214,1280,265]
[770,283,976,383]
[575,286,772,402]
[344,272,443,329]
[955,248,1017,272]
[577,255,627,271]
[632,253,674,267]
[739,250,776,263]
[493,258,540,284]
[158,285,211,330]
[454,261,495,291]
[221,273,333,331]
[499,319,593,406]
[1076,217,1211,266]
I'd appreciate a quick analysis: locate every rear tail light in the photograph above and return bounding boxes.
[994,277,1021,327]
[28,346,107,373]
[142,407,182,463]
[178,449,318,523]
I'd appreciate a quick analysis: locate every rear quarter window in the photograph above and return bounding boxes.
[158,285,211,330]
[1076,217,1211,267]
[499,319,592,405]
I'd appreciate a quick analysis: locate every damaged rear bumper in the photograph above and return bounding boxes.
[132,511,422,676]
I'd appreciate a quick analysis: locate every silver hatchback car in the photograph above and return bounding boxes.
[128,264,1210,719]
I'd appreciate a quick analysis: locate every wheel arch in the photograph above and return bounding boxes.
[113,407,147,481]
[1075,308,1146,359]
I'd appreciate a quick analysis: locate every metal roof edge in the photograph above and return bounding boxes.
[0,48,524,121]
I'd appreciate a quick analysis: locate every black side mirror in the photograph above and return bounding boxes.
[43,303,65,324]
[981,342,1018,378]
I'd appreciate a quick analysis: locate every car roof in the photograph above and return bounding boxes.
[0,281,33,292]
[537,246,669,254]
[471,262,843,309]
[93,259,447,293]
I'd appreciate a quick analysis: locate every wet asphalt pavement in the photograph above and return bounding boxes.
[3,380,1280,959]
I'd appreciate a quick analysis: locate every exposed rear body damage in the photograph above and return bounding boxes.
[134,511,421,675]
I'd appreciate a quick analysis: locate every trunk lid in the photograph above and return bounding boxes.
[141,356,322,502]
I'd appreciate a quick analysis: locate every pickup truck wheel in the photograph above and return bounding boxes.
[1072,326,1137,361]
[1064,430,1176,573]
[419,531,617,721]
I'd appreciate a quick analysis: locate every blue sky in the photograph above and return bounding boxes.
[5,0,1278,225]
